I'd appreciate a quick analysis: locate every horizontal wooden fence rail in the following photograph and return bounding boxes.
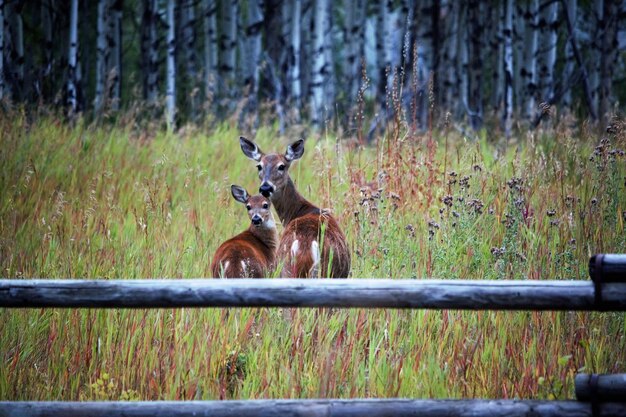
[1,279,626,310]
[576,373,626,402]
[1,399,626,417]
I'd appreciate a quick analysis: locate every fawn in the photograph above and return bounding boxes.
[211,185,278,278]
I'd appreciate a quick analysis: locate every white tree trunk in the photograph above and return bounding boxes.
[203,0,217,101]
[0,0,4,100]
[289,0,302,109]
[522,0,538,118]
[562,0,577,107]
[309,0,328,125]
[67,0,79,114]
[166,0,176,128]
[220,0,238,90]
[94,0,108,113]
[243,0,264,95]
[502,0,514,136]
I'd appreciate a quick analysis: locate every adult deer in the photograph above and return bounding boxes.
[240,137,351,278]
[211,185,278,278]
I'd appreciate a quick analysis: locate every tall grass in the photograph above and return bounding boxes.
[0,109,624,400]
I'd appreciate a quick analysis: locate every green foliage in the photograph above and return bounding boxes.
[0,112,625,400]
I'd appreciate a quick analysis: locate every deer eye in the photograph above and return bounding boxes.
[256,165,262,171]
[277,164,285,171]
[246,205,252,210]
[263,203,269,209]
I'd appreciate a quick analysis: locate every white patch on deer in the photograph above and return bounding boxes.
[264,218,275,229]
[290,240,300,257]
[241,260,248,276]
[223,261,230,274]
[311,240,320,267]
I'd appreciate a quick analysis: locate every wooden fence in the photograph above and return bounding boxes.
[1,254,625,417]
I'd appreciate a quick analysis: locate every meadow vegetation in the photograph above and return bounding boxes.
[0,108,625,400]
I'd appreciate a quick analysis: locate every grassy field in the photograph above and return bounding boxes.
[0,110,625,401]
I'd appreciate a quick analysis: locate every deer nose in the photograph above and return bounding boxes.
[251,215,263,225]
[259,183,274,197]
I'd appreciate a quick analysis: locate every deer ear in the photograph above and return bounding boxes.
[285,139,305,161]
[240,136,263,161]
[231,185,249,204]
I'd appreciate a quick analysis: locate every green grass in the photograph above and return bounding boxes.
[0,110,625,400]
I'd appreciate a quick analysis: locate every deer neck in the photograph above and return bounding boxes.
[248,219,279,252]
[272,177,319,226]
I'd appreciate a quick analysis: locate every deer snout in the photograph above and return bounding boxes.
[259,182,274,197]
[251,214,263,226]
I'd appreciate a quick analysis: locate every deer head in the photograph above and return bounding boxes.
[239,136,304,198]
[231,184,275,229]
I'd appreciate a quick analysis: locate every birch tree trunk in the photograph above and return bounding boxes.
[243,0,264,97]
[0,0,4,100]
[220,0,238,92]
[502,0,514,136]
[309,0,328,125]
[67,0,79,114]
[562,0,576,107]
[522,0,538,118]
[203,0,217,102]
[166,0,176,128]
[94,0,108,113]
[289,0,302,110]
[108,0,123,111]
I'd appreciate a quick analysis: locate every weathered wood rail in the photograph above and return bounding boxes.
[1,254,625,416]
[1,279,626,310]
[1,399,626,417]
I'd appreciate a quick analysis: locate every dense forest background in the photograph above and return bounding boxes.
[0,0,625,134]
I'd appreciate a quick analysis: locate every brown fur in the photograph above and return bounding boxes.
[211,189,278,278]
[211,229,277,278]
